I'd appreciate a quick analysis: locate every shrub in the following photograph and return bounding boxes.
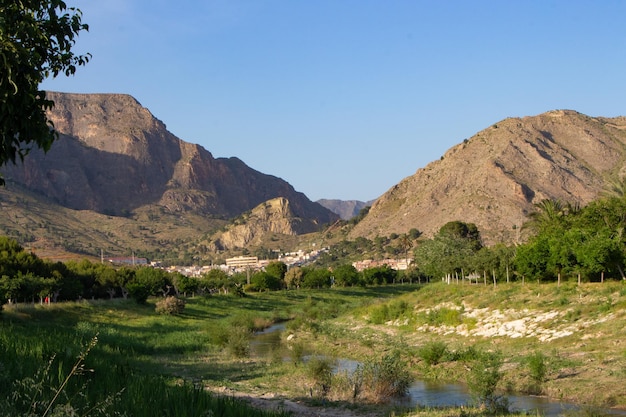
[289,341,305,365]
[368,300,411,324]
[229,313,256,332]
[155,296,186,315]
[455,345,481,362]
[368,304,389,324]
[307,356,334,397]
[467,351,508,413]
[227,327,250,358]
[211,323,230,347]
[360,352,412,402]
[388,300,410,320]
[524,351,548,394]
[526,351,547,383]
[422,307,463,326]
[418,341,448,366]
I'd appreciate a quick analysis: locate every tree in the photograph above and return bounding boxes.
[332,264,360,287]
[398,234,413,262]
[126,267,169,303]
[438,221,482,251]
[302,267,332,288]
[0,0,90,183]
[199,269,222,291]
[250,271,284,292]
[524,199,567,234]
[414,223,483,281]
[265,261,287,281]
[284,266,303,289]
[361,265,396,285]
[172,272,199,296]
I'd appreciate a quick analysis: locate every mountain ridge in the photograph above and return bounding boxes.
[3,92,338,223]
[350,110,626,245]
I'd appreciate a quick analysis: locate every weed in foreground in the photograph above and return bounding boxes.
[1,334,125,417]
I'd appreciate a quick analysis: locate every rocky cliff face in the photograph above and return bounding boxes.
[211,197,320,250]
[350,110,626,245]
[2,92,337,225]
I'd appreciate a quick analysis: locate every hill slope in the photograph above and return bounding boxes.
[350,110,626,244]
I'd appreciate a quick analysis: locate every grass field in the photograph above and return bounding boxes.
[1,281,625,416]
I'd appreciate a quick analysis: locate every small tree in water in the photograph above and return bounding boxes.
[467,351,509,413]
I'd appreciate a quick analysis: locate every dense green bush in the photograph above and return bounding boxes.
[227,327,251,358]
[526,351,547,383]
[418,341,448,366]
[523,351,548,394]
[368,299,412,324]
[421,306,463,326]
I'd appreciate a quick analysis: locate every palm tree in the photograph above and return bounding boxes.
[601,176,626,199]
[525,199,566,233]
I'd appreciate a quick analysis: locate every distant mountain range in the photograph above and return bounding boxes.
[316,199,374,220]
[1,92,625,260]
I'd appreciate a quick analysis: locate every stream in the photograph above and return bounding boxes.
[250,323,626,416]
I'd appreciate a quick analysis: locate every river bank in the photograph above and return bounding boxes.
[208,281,626,415]
[2,282,624,416]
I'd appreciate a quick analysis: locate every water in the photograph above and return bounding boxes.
[250,322,286,359]
[403,380,580,415]
[250,324,626,416]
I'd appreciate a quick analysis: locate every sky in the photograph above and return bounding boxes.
[41,1,626,202]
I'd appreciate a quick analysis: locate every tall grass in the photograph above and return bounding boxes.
[1,287,422,416]
[0,296,315,416]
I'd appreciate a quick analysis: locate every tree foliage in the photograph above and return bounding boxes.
[414,221,483,280]
[0,0,90,182]
[515,196,626,282]
[265,261,287,280]
[332,263,360,287]
[249,271,284,292]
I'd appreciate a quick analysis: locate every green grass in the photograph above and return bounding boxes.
[3,281,626,415]
[0,286,420,416]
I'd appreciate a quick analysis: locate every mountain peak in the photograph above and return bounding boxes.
[3,91,337,225]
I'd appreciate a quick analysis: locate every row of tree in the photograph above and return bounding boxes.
[0,236,420,308]
[413,193,626,283]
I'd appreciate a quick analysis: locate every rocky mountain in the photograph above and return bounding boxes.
[3,92,337,221]
[350,110,626,245]
[0,92,337,257]
[317,199,373,220]
[211,197,321,250]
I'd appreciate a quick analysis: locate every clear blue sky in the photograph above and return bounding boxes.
[41,1,626,202]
